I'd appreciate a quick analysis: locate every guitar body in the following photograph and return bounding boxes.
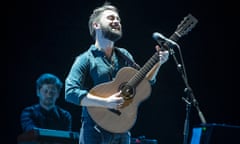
[87,67,152,133]
[87,13,198,133]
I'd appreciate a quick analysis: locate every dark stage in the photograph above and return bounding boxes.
[8,0,236,144]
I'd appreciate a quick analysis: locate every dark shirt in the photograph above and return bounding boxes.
[65,45,156,117]
[20,104,72,132]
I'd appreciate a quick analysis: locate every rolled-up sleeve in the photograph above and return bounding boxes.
[65,53,89,106]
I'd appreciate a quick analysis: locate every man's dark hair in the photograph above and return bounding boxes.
[36,73,63,91]
[88,1,119,39]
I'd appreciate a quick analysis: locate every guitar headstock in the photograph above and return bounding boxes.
[175,14,198,38]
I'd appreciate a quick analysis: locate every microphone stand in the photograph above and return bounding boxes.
[167,44,207,144]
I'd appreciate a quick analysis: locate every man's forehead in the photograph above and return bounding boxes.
[101,10,119,16]
[41,84,57,89]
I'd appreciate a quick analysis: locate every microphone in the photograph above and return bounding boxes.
[152,32,179,49]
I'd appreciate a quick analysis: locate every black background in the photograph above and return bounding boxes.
[8,0,236,144]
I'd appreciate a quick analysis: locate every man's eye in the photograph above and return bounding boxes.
[43,89,57,94]
[107,15,120,21]
[107,16,114,20]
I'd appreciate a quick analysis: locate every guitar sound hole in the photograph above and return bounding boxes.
[119,82,135,100]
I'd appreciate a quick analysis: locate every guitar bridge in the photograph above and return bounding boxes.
[109,109,121,115]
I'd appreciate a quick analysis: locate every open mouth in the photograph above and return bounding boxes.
[111,28,120,31]
[110,24,121,31]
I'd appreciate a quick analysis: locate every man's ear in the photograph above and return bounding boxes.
[36,89,40,97]
[93,23,101,29]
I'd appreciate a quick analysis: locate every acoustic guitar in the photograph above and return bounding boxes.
[87,14,198,133]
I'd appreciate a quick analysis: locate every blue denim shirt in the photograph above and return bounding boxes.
[65,44,155,117]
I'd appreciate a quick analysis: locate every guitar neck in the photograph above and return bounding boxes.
[128,52,159,87]
[128,30,181,87]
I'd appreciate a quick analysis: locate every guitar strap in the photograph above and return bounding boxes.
[114,47,141,70]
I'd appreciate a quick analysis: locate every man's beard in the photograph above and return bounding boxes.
[102,26,122,42]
